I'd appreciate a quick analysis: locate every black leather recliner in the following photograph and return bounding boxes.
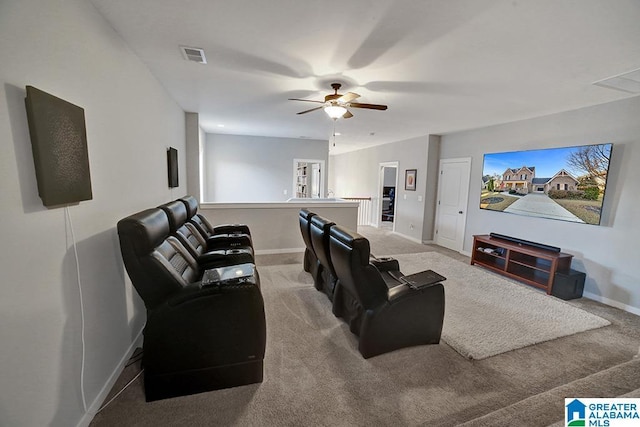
[159,200,254,269]
[309,214,338,300]
[299,209,319,279]
[180,195,252,241]
[117,207,266,401]
[329,225,445,358]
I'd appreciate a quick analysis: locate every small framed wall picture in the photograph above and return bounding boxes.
[405,169,417,191]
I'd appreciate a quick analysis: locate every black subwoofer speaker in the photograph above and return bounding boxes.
[552,269,585,300]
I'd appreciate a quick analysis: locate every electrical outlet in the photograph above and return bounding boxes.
[283,189,287,195]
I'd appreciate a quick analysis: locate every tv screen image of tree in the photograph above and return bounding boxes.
[480,143,613,225]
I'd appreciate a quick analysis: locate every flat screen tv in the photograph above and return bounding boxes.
[167,147,178,188]
[25,86,93,207]
[480,143,613,225]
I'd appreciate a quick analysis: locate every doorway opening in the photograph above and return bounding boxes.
[378,162,398,230]
[293,159,325,198]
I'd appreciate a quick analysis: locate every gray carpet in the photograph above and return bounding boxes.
[91,241,640,426]
[391,252,610,360]
[460,357,640,427]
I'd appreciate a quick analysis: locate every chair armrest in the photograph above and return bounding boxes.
[393,269,446,290]
[358,283,445,358]
[197,249,254,270]
[165,282,258,307]
[387,280,443,303]
[206,233,253,250]
[370,257,400,272]
[213,224,251,236]
[144,284,266,372]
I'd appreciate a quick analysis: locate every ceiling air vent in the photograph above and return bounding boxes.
[180,46,207,64]
[592,67,640,94]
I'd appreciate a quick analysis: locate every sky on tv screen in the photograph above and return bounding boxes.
[482,144,612,178]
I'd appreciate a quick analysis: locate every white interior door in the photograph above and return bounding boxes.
[310,163,321,198]
[435,158,471,252]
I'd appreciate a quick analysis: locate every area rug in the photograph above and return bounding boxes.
[389,252,611,360]
[259,252,610,361]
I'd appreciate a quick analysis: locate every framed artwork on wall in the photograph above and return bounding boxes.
[405,169,417,191]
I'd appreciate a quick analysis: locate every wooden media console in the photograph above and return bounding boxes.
[470,234,573,294]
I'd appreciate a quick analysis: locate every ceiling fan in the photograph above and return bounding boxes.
[289,83,387,119]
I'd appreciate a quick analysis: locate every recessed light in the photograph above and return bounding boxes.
[334,132,341,136]
[217,124,225,128]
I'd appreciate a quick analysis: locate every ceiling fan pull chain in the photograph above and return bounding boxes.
[332,121,336,147]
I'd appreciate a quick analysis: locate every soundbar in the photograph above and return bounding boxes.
[489,233,561,253]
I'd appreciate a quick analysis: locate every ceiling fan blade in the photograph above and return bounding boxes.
[288,98,325,104]
[348,102,388,111]
[343,110,353,119]
[296,106,324,115]
[337,92,360,103]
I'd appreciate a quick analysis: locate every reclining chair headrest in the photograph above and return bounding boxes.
[158,200,188,233]
[117,208,170,256]
[310,215,335,233]
[299,209,315,220]
[180,195,199,218]
[329,225,371,266]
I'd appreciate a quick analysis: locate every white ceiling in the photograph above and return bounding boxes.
[90,0,640,154]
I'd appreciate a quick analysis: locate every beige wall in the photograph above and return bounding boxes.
[0,1,186,425]
[200,201,359,253]
[440,96,640,315]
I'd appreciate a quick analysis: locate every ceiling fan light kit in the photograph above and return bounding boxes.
[289,83,387,120]
[324,105,347,119]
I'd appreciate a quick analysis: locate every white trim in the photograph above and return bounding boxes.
[392,230,423,245]
[582,291,640,316]
[201,200,358,209]
[255,247,305,255]
[78,326,145,427]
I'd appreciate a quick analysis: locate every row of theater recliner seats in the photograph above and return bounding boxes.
[299,209,446,359]
[117,196,266,401]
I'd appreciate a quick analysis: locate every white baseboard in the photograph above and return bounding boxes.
[392,231,423,245]
[255,247,305,255]
[582,291,640,316]
[77,326,145,427]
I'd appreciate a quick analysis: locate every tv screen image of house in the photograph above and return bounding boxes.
[480,143,613,225]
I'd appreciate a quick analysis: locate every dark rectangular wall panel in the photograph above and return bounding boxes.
[25,86,92,207]
[167,147,178,188]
